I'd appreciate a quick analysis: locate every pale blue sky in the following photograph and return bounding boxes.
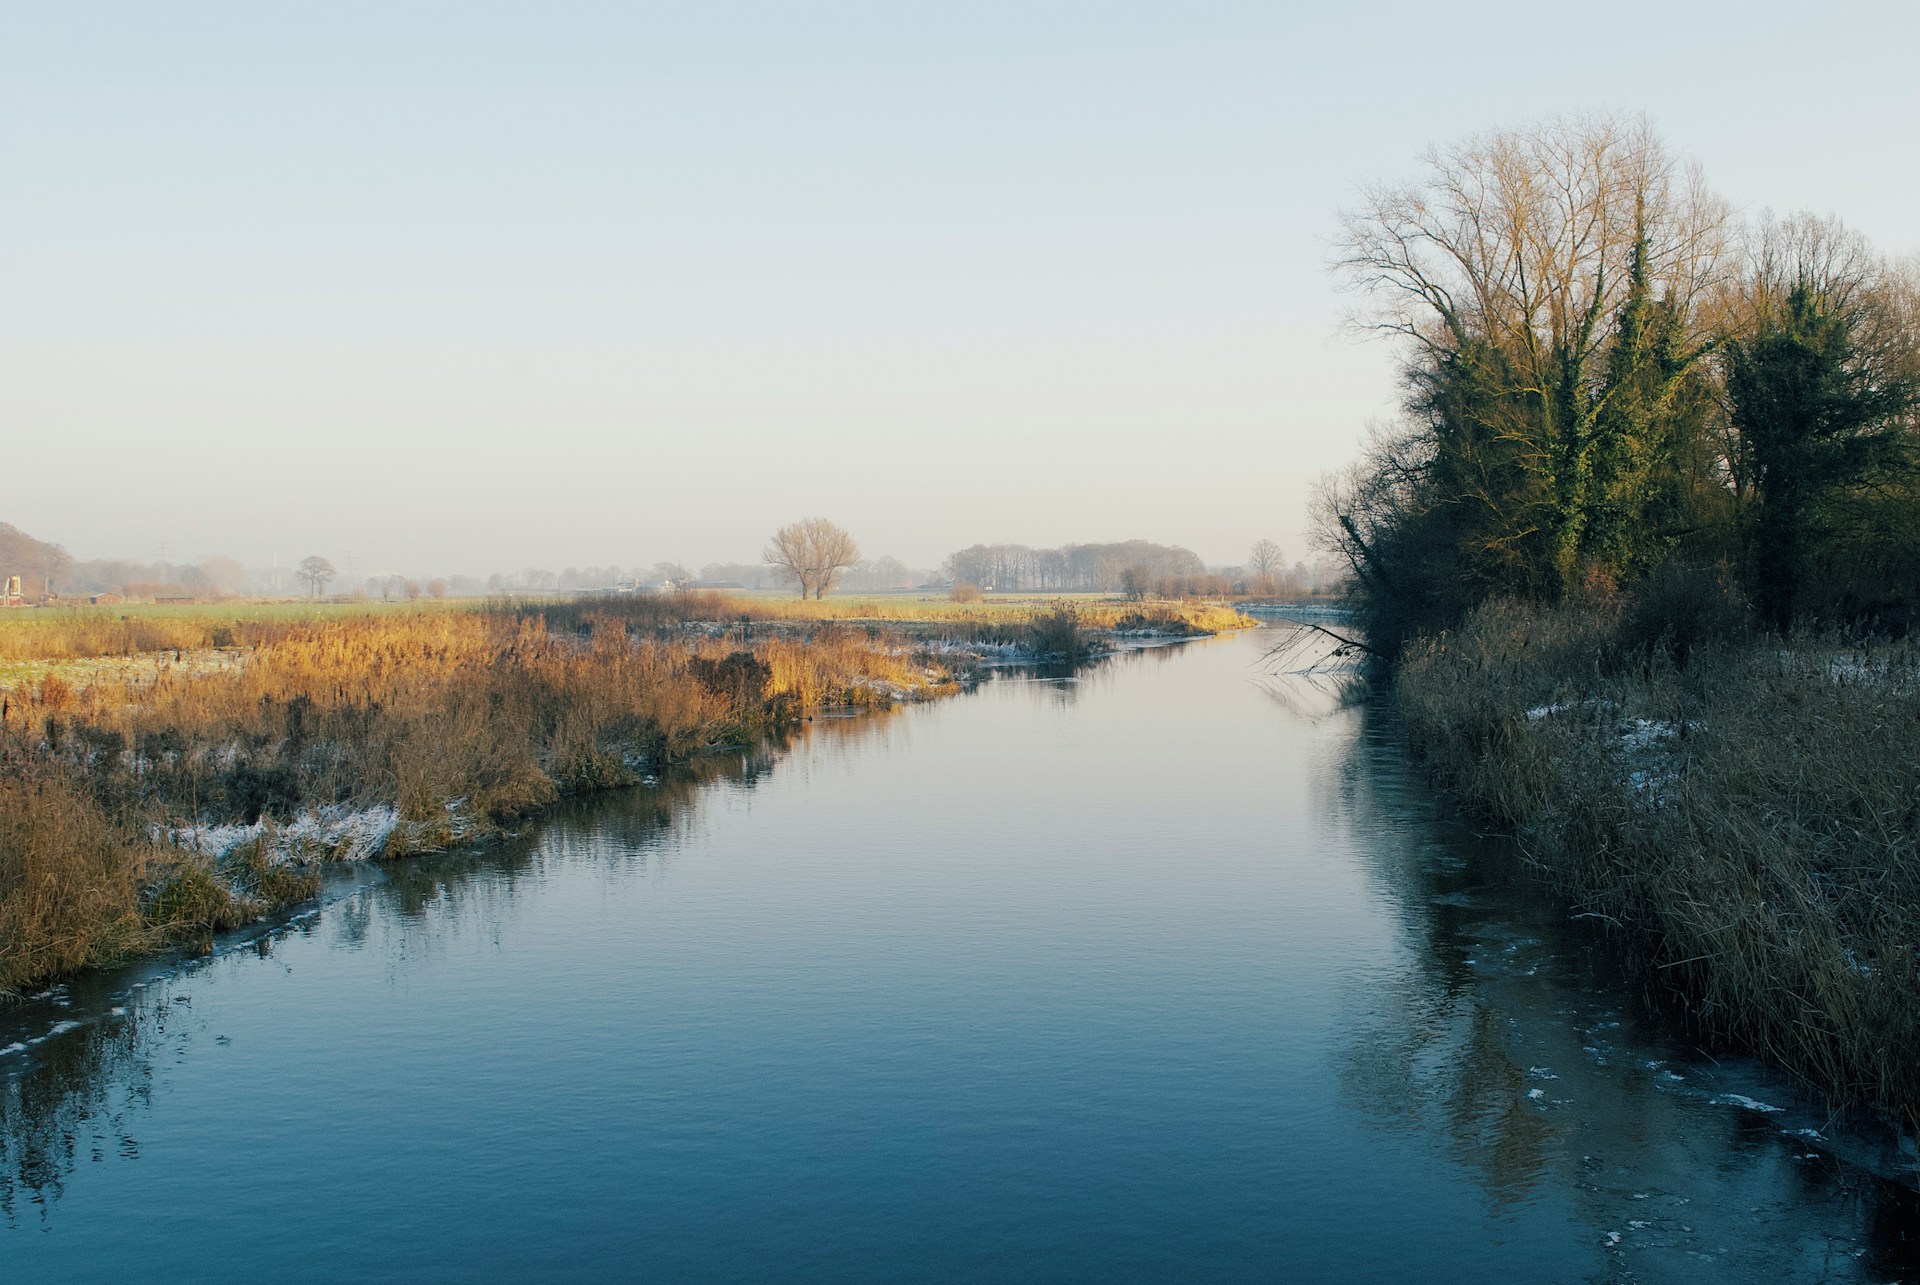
[4,2,1916,578]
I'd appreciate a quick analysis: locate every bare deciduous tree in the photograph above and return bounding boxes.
[1248,538,1282,576]
[765,518,860,599]
[296,555,336,600]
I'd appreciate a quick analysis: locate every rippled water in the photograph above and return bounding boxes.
[4,630,1916,1282]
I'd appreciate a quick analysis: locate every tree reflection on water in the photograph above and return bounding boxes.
[1309,695,1920,1279]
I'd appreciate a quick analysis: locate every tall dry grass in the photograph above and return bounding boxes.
[716,593,1253,639]
[0,612,215,663]
[1396,595,1920,1125]
[0,597,956,993]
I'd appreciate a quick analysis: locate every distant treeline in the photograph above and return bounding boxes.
[943,540,1207,593]
[1319,115,1920,655]
[0,524,942,601]
[0,525,239,599]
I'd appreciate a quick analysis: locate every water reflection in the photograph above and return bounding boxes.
[0,706,898,1222]
[1,1007,141,1224]
[1316,695,1920,1278]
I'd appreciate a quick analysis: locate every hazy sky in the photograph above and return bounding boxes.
[4,3,1917,580]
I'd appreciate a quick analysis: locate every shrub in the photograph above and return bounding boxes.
[1028,608,1090,661]
[1612,563,1750,665]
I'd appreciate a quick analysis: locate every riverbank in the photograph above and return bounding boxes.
[1392,596,1920,1132]
[0,595,964,992]
[15,625,1916,1283]
[0,594,1250,993]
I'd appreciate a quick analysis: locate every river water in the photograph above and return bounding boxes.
[4,629,1916,1282]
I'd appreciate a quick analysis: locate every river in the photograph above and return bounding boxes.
[4,628,1916,1282]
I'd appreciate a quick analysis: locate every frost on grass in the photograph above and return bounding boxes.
[162,803,402,865]
[1522,702,1690,801]
[1618,718,1683,798]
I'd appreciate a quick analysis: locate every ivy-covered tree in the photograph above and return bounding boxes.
[1336,117,1729,606]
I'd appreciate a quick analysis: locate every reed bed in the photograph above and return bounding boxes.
[0,600,442,665]
[0,597,955,993]
[723,593,1251,632]
[1396,595,1920,1126]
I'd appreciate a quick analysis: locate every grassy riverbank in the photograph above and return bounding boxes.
[0,592,1250,993]
[0,596,959,992]
[1394,593,1920,1126]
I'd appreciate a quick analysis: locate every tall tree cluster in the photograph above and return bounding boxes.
[1318,116,1919,653]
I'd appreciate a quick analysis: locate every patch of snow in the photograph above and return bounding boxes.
[1825,653,1896,685]
[160,803,402,864]
[1619,717,1678,751]
[1614,717,1695,801]
[1712,1093,1783,1113]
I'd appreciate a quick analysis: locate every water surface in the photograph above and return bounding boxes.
[5,630,1916,1282]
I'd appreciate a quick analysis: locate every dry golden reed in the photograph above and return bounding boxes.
[0,596,955,992]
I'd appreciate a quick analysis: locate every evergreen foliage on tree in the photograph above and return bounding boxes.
[1318,119,1919,655]
[1727,282,1916,630]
